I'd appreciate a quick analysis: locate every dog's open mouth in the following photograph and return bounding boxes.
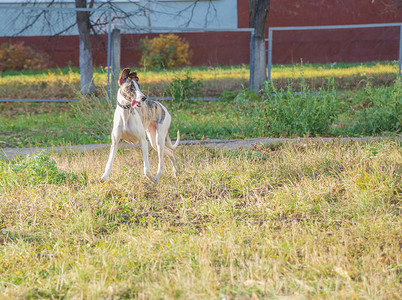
[131,99,142,108]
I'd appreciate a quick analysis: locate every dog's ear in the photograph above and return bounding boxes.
[128,71,139,82]
[119,68,131,86]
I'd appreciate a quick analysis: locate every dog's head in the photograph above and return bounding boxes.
[119,68,147,108]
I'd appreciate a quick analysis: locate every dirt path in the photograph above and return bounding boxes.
[1,136,398,160]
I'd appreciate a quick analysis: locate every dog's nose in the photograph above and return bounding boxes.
[141,96,147,101]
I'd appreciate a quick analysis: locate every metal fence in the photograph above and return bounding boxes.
[266,22,402,81]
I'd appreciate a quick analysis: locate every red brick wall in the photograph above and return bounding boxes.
[119,32,250,68]
[0,35,108,68]
[0,31,251,68]
[0,0,400,67]
[238,0,401,64]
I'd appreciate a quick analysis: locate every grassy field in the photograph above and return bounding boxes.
[0,140,400,298]
[1,77,400,148]
[0,61,399,148]
[0,62,401,298]
[0,100,247,148]
[0,61,399,99]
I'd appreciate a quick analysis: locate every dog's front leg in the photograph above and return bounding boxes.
[100,127,122,182]
[140,138,157,183]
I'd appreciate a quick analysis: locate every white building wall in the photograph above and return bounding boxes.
[0,0,238,36]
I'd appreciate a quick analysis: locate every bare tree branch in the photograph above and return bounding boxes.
[204,0,218,28]
[13,0,57,36]
[13,0,216,94]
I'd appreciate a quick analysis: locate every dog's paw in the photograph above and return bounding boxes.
[149,177,159,184]
[145,174,158,184]
[144,169,157,184]
[172,169,180,178]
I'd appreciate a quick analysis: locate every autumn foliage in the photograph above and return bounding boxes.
[0,42,51,71]
[139,34,193,69]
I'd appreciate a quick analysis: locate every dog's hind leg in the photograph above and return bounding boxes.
[164,147,178,177]
[155,129,166,183]
[101,128,122,182]
[147,122,174,157]
[148,121,177,181]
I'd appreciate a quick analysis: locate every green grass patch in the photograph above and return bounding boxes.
[1,151,83,188]
[0,140,400,298]
[0,102,108,147]
[0,63,400,148]
[0,79,401,148]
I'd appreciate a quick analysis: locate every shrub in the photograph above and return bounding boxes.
[139,34,193,69]
[351,79,401,134]
[0,42,51,71]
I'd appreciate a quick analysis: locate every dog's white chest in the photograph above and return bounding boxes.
[118,112,144,145]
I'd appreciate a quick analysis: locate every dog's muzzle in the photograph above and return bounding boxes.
[131,96,147,108]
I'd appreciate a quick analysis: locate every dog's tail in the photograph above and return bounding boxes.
[166,130,180,150]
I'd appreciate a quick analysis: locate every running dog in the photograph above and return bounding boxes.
[101,68,179,183]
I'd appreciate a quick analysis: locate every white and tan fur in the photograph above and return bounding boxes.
[101,68,179,183]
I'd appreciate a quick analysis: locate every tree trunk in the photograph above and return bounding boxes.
[249,0,271,91]
[76,0,95,94]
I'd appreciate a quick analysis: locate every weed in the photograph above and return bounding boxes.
[264,78,339,136]
[165,72,203,106]
[218,90,239,101]
[0,151,82,189]
[236,78,339,137]
[351,79,401,134]
[235,76,401,138]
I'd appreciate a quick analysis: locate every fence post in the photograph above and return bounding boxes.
[111,28,121,97]
[249,31,255,91]
[106,9,112,99]
[267,28,273,81]
[399,25,402,78]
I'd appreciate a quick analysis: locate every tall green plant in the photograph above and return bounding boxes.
[351,79,401,134]
[166,73,203,106]
[259,79,339,137]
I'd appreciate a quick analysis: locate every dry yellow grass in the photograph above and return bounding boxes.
[0,62,398,99]
[0,140,400,298]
